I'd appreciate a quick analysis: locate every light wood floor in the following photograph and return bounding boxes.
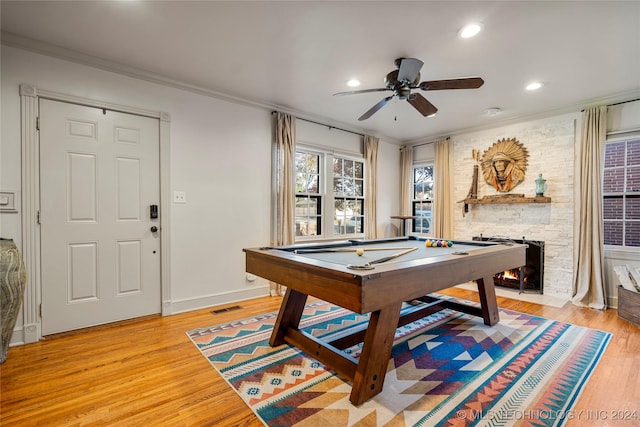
[1,287,638,426]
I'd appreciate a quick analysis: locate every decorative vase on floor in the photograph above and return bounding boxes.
[1,238,27,364]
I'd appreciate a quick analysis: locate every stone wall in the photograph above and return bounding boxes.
[452,114,577,300]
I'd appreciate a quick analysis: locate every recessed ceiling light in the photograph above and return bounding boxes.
[459,23,482,39]
[346,79,361,88]
[526,81,543,91]
[485,107,501,116]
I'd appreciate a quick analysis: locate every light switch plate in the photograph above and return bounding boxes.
[0,191,17,212]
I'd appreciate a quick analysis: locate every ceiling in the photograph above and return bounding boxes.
[2,1,640,143]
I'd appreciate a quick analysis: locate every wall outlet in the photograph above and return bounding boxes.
[173,191,187,203]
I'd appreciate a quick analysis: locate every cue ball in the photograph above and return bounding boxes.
[356,248,364,256]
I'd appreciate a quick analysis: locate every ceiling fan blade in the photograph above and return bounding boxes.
[407,93,438,117]
[333,88,390,96]
[358,96,394,121]
[419,77,484,91]
[397,58,424,83]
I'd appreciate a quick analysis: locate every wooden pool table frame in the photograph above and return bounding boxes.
[244,237,525,405]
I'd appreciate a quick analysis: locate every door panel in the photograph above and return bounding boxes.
[40,99,161,335]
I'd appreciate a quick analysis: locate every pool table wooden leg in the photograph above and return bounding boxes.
[349,301,402,405]
[269,288,308,346]
[476,275,500,326]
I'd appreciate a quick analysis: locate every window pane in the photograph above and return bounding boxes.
[308,175,319,193]
[309,154,319,173]
[343,177,355,196]
[628,139,640,166]
[333,177,343,193]
[603,221,623,245]
[295,197,313,216]
[603,197,623,219]
[333,158,342,175]
[602,139,640,248]
[355,179,363,197]
[296,218,319,236]
[295,152,320,194]
[344,160,354,177]
[354,162,363,178]
[413,201,432,233]
[626,221,640,246]
[413,166,434,199]
[603,168,624,193]
[626,166,640,192]
[604,142,625,168]
[627,196,640,220]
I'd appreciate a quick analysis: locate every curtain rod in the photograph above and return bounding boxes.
[410,136,450,149]
[581,97,640,112]
[271,111,364,137]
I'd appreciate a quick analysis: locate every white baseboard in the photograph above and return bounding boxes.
[165,285,271,315]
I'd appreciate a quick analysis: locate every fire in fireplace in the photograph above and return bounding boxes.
[473,235,544,294]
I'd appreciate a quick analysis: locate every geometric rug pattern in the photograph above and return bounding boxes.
[187,296,611,426]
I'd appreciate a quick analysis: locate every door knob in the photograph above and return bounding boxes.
[150,226,158,233]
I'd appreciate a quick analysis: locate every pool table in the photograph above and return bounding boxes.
[243,236,526,405]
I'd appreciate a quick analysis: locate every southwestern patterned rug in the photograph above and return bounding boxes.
[187,297,611,426]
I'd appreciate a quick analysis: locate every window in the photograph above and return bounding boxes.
[294,149,365,240]
[295,151,321,237]
[412,164,433,234]
[333,157,364,235]
[603,137,640,247]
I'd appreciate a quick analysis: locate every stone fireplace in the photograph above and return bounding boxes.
[451,115,577,301]
[473,235,545,293]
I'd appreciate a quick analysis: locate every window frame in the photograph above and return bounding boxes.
[294,145,366,241]
[411,162,434,235]
[602,134,640,250]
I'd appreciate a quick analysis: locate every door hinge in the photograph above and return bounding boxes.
[39,303,42,318]
[36,116,40,131]
[37,210,41,224]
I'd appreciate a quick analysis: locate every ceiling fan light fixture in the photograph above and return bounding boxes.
[427,112,437,118]
[459,23,482,39]
[346,79,361,87]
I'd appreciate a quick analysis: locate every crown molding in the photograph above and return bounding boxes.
[2,31,397,144]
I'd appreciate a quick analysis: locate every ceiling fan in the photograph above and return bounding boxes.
[334,57,484,121]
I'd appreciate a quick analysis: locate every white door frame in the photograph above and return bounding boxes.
[19,84,172,343]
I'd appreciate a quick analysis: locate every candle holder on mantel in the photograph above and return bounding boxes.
[535,174,547,196]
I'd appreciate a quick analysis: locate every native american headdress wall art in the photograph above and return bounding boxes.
[481,138,529,192]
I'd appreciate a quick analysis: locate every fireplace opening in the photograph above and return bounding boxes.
[473,235,544,294]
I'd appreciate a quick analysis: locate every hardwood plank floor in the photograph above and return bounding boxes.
[1,288,638,426]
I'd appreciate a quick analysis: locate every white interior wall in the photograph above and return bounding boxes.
[1,46,275,335]
[0,46,400,345]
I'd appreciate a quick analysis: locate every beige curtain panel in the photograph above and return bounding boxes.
[271,112,296,296]
[434,138,453,238]
[572,106,607,309]
[400,146,414,217]
[364,135,379,239]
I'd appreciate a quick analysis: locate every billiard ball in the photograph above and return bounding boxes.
[356,248,364,256]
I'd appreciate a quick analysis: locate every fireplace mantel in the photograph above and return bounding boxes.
[463,195,551,205]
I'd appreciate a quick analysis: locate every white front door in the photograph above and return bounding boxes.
[39,99,161,335]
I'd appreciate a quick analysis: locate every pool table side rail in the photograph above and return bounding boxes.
[244,241,526,314]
